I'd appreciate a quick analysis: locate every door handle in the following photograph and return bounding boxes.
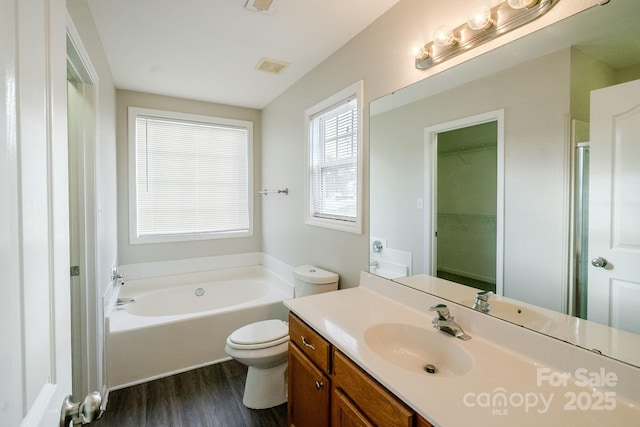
[60,391,104,426]
[591,257,608,268]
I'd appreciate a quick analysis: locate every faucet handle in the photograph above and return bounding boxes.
[429,304,450,320]
[475,290,493,302]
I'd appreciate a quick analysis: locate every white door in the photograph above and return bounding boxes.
[0,0,81,425]
[588,79,640,335]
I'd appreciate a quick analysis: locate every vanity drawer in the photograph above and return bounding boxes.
[289,312,331,374]
[332,349,414,427]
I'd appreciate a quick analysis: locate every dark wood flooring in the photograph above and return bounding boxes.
[93,360,287,427]
[437,270,496,293]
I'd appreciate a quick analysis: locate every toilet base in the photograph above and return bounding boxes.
[242,361,288,409]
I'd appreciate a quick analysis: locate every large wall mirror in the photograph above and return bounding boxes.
[370,0,640,367]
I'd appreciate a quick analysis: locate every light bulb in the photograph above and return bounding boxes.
[415,46,431,61]
[433,26,457,47]
[467,5,493,31]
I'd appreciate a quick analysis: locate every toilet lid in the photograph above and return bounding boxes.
[229,319,288,346]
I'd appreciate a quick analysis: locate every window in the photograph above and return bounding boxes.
[128,107,253,244]
[305,81,363,233]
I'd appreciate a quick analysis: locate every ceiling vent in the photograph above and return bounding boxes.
[245,0,275,14]
[255,58,289,75]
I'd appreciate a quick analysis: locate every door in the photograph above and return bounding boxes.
[588,79,640,334]
[1,0,74,425]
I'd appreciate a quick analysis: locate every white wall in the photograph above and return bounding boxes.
[261,0,598,289]
[116,90,262,265]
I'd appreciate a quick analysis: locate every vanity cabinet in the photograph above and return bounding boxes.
[287,313,434,427]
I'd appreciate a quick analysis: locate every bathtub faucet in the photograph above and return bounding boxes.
[111,267,125,285]
[116,297,135,307]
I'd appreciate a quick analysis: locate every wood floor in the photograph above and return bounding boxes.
[93,360,287,427]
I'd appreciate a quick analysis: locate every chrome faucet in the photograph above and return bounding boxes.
[116,297,135,307]
[472,290,493,313]
[429,304,471,341]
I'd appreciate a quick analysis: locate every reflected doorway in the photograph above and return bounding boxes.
[425,111,504,295]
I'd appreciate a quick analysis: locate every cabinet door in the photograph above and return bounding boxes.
[332,350,414,427]
[288,343,330,427]
[416,414,435,427]
[333,387,375,427]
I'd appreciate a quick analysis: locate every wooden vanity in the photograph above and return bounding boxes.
[288,312,433,427]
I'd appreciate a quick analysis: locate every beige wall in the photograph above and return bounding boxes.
[370,49,571,310]
[260,0,596,289]
[116,90,263,264]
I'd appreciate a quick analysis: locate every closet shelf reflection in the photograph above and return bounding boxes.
[438,213,496,232]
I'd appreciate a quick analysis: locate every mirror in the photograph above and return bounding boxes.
[370,0,640,367]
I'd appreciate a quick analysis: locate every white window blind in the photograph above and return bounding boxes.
[305,81,362,233]
[310,99,358,221]
[130,108,252,242]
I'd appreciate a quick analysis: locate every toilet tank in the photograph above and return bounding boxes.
[292,265,339,297]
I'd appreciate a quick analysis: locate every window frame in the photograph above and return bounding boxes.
[128,107,254,244]
[304,81,363,234]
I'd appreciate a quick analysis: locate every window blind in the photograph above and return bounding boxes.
[134,114,250,238]
[309,97,358,222]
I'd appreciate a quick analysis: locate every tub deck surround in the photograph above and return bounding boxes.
[284,273,640,426]
[109,265,293,332]
[106,265,293,389]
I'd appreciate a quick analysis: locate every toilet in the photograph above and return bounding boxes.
[225,265,339,409]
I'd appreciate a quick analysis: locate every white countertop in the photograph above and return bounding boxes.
[284,273,640,426]
[395,274,640,368]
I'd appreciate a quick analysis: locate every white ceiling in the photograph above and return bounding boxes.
[87,0,401,109]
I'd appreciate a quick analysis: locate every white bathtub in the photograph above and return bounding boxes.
[106,265,293,389]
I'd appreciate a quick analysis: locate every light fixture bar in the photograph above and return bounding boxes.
[416,0,559,70]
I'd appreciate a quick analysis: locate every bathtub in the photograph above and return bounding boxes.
[105,265,293,389]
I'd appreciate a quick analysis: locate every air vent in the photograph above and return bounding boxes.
[245,0,275,14]
[255,58,289,75]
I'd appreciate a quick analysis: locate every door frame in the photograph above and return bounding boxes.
[66,14,102,399]
[424,110,505,295]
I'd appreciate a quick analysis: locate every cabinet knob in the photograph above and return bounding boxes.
[315,381,324,390]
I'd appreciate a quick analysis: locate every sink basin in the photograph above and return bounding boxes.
[364,323,474,377]
[462,299,556,333]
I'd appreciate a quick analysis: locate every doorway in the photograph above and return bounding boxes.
[425,111,504,295]
[67,32,100,399]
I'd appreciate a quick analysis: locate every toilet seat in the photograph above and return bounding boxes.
[227,319,289,350]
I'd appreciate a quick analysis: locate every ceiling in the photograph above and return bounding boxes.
[87,0,401,109]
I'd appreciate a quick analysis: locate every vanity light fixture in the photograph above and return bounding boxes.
[415,0,559,70]
[508,0,540,9]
